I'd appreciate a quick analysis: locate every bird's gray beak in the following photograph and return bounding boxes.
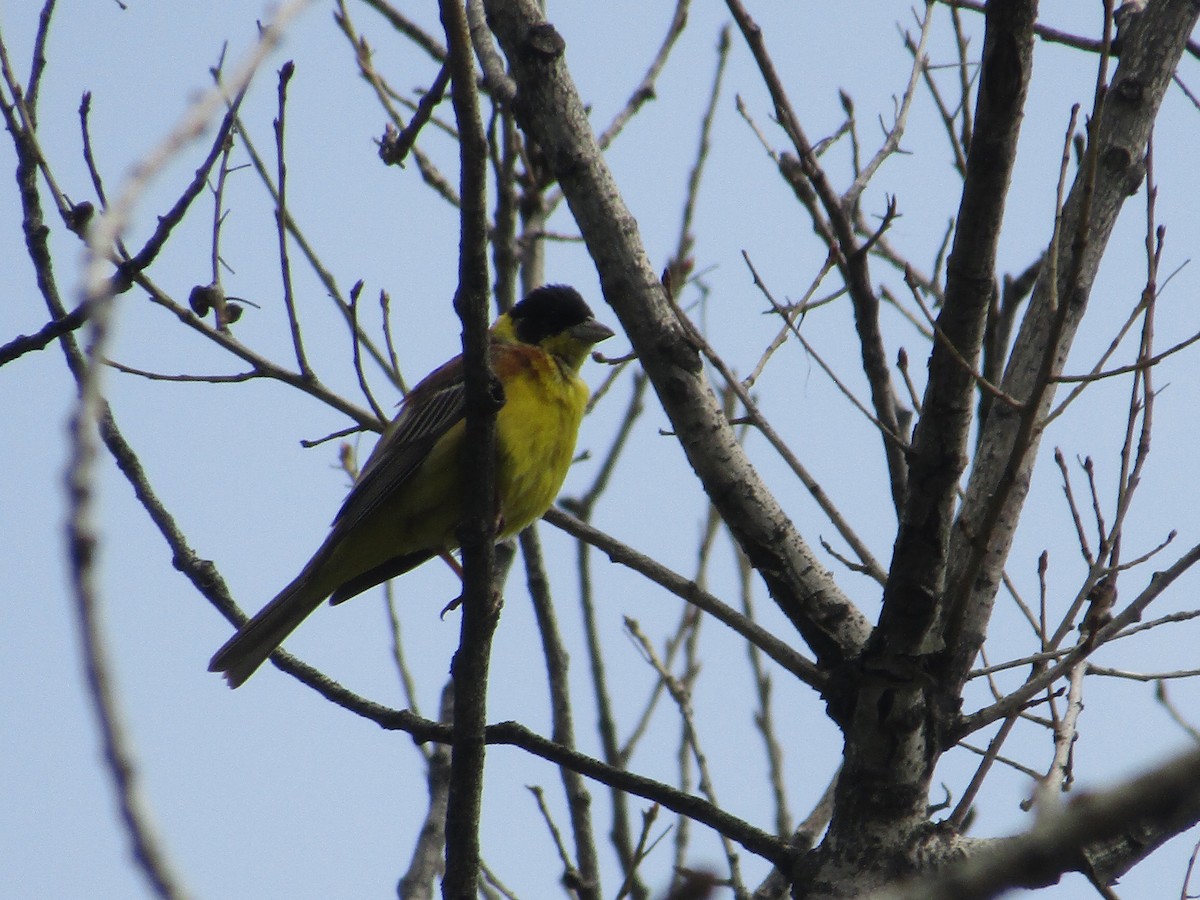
[572,318,615,345]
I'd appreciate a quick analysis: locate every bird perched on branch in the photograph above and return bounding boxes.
[209,284,613,687]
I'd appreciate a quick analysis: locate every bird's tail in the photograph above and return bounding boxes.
[208,567,330,688]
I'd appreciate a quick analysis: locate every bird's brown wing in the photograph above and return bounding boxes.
[331,353,468,535]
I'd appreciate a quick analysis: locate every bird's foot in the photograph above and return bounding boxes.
[440,593,464,619]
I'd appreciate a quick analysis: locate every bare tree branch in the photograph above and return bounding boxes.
[0,301,87,365]
[483,0,871,676]
[869,747,1200,900]
[876,0,1037,659]
[438,0,497,893]
[940,0,1200,694]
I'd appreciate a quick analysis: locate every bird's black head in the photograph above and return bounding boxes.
[509,284,597,345]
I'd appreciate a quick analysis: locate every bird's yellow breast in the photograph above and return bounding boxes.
[494,351,589,536]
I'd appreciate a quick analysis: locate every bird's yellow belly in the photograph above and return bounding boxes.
[494,366,587,536]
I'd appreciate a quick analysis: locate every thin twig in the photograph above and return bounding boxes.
[615,805,665,900]
[273,60,311,376]
[1088,665,1200,683]
[398,684,450,897]
[0,303,88,366]
[379,65,452,166]
[844,2,934,206]
[903,266,1023,410]
[904,22,969,176]
[348,280,387,422]
[596,0,692,150]
[626,619,748,899]
[745,252,907,455]
[131,269,379,429]
[544,508,826,692]
[1155,681,1200,743]
[104,360,259,383]
[1055,449,1094,565]
[527,784,583,889]
[384,583,425,722]
[1040,661,1087,798]
[956,739,1043,780]
[737,545,792,839]
[949,714,1019,828]
[25,0,58,116]
[521,527,601,900]
[227,107,405,384]
[744,252,839,389]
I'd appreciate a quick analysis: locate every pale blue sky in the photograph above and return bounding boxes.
[3,2,1199,898]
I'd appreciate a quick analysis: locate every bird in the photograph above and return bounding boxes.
[209,284,614,687]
